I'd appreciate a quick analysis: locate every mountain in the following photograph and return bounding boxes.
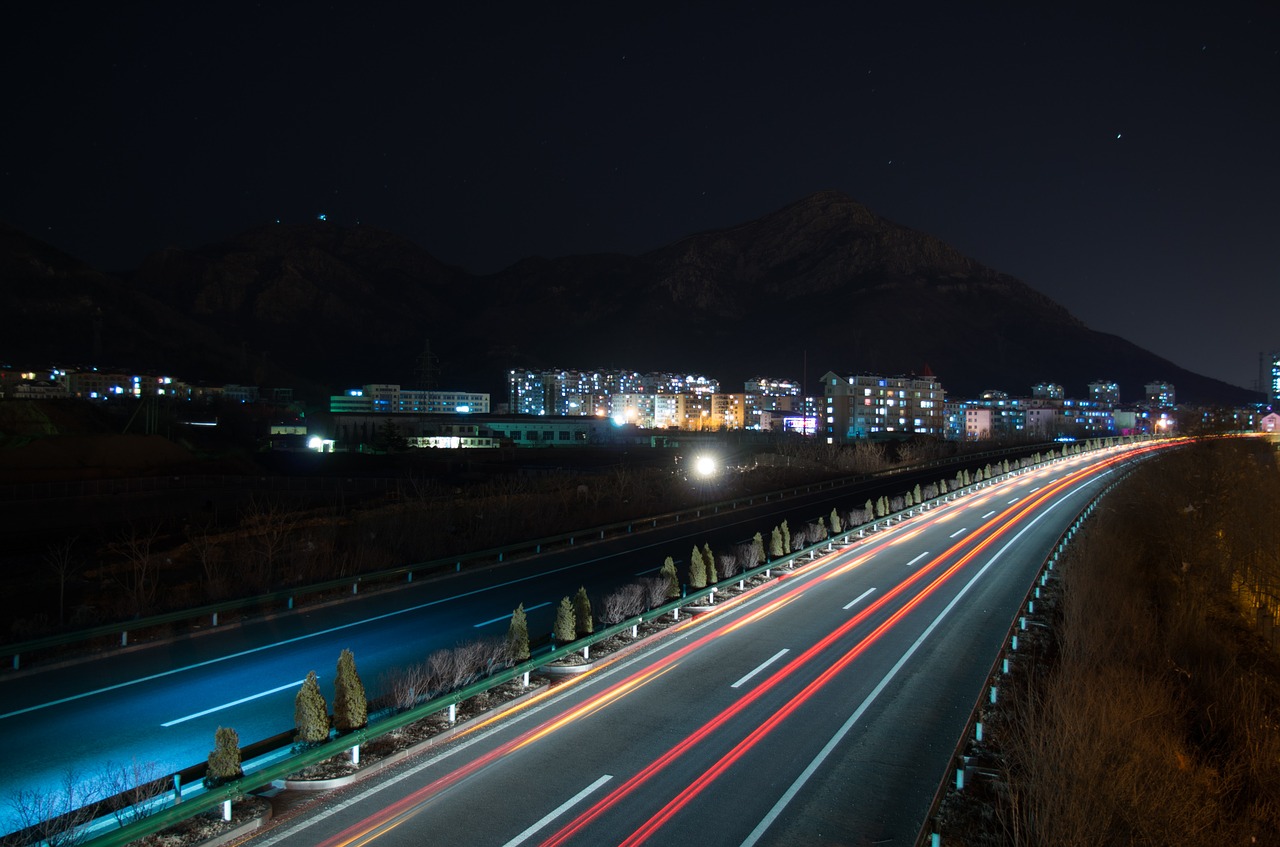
[1,193,1258,405]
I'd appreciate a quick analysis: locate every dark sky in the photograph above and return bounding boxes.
[3,3,1277,391]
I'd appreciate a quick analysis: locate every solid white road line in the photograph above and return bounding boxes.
[905,552,929,568]
[738,468,1093,847]
[731,649,790,690]
[949,528,968,538]
[162,679,306,727]
[842,588,877,610]
[501,775,613,847]
[474,602,551,628]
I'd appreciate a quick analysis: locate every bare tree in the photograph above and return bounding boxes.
[5,769,99,847]
[641,577,669,610]
[600,583,647,626]
[112,523,161,617]
[378,661,432,712]
[186,522,226,600]
[96,758,167,828]
[43,536,80,627]
[242,495,298,591]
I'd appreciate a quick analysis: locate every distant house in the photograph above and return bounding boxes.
[1260,412,1280,433]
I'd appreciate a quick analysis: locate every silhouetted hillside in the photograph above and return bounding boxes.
[1,194,1258,404]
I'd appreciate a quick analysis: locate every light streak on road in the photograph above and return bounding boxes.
[303,444,1169,847]
[545,448,1155,847]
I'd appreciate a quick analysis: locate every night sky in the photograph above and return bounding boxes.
[4,3,1277,392]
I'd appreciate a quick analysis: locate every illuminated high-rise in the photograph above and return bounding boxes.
[1271,351,1280,405]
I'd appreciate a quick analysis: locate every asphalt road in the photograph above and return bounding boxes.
[229,444,1162,847]
[0,443,1153,838]
[0,452,1031,831]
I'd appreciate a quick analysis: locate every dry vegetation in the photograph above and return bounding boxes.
[6,434,986,643]
[943,438,1280,846]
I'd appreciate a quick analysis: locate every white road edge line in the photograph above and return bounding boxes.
[905,552,929,568]
[738,465,1089,847]
[501,774,613,847]
[948,528,968,538]
[475,602,551,628]
[162,679,306,727]
[731,649,790,689]
[842,588,877,610]
[981,510,996,519]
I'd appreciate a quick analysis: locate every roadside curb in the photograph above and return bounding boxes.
[195,807,270,847]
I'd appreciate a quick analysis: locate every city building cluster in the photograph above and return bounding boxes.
[0,366,278,405]
[506,369,804,431]
[4,352,1279,452]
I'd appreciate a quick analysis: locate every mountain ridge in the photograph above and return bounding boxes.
[0,194,1257,406]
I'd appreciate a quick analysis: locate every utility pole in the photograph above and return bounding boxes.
[415,339,441,390]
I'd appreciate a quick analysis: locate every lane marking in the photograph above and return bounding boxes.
[981,511,996,519]
[949,528,968,539]
[501,775,613,847]
[1030,486,1041,492]
[1007,497,1019,504]
[842,588,877,611]
[162,678,306,727]
[739,467,1089,847]
[905,552,929,568]
[731,649,790,690]
[474,602,551,628]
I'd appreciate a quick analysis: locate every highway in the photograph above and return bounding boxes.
[0,452,1032,834]
[234,443,1165,847]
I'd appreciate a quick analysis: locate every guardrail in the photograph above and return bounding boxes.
[74,517,880,847]
[66,445,1093,847]
[8,439,1142,846]
[910,448,1163,847]
[2,440,1068,670]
